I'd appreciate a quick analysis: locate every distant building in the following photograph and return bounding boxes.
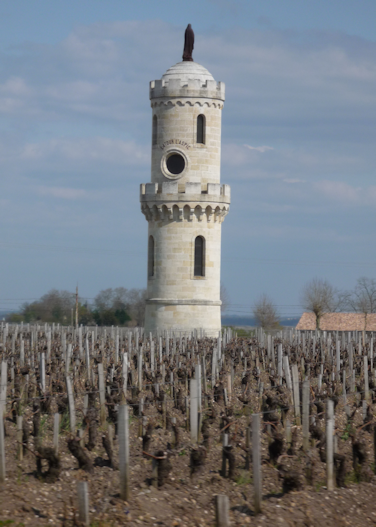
[296,312,376,332]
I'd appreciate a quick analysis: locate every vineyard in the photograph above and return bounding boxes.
[1,324,376,526]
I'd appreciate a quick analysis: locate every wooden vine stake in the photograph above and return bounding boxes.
[122,352,128,400]
[364,355,370,401]
[118,404,130,501]
[336,341,341,381]
[65,376,76,434]
[252,413,262,514]
[0,404,5,483]
[277,344,283,384]
[40,352,46,393]
[326,399,335,491]
[98,363,106,425]
[291,364,301,425]
[283,356,293,403]
[138,351,143,390]
[190,379,198,442]
[302,379,310,451]
[77,480,89,526]
[0,362,7,410]
[215,494,230,527]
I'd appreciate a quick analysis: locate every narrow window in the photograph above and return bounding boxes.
[152,115,158,146]
[197,114,205,144]
[148,235,155,277]
[194,236,205,277]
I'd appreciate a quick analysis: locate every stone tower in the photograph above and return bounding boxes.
[140,58,230,336]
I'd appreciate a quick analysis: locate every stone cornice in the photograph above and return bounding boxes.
[146,298,222,306]
[140,201,229,223]
[150,99,224,109]
[140,193,230,205]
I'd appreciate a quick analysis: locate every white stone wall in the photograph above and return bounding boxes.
[151,101,222,188]
[148,212,221,299]
[142,62,229,335]
[144,202,224,336]
[145,302,221,337]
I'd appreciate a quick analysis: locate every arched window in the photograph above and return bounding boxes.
[197,114,205,144]
[148,235,155,277]
[194,236,205,277]
[152,115,158,146]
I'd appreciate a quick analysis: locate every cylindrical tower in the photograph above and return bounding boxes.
[140,59,230,336]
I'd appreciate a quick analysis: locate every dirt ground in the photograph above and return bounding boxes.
[2,349,376,527]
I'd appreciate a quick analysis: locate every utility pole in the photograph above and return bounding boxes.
[75,285,79,328]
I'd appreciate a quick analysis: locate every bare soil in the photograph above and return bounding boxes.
[1,339,376,527]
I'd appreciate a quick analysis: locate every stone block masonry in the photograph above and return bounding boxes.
[140,61,230,336]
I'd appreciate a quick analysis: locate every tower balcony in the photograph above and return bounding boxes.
[140,182,230,224]
[140,181,230,204]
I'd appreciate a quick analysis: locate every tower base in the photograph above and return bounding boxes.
[144,299,221,337]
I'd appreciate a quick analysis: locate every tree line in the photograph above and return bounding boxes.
[253,276,376,331]
[6,283,231,327]
[6,287,147,327]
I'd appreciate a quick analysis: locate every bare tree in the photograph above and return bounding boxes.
[301,278,343,329]
[127,288,147,327]
[93,287,146,327]
[14,289,75,324]
[220,283,231,313]
[93,288,128,312]
[346,277,376,315]
[253,294,280,331]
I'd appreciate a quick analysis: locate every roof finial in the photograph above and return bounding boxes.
[182,24,194,62]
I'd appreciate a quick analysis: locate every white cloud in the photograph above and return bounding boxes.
[244,144,274,153]
[0,76,32,113]
[314,180,361,203]
[38,186,88,200]
[283,178,305,184]
[21,137,148,165]
[313,180,376,208]
[0,76,30,96]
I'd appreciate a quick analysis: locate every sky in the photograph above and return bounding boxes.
[0,0,375,320]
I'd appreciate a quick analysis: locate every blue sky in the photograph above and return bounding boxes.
[0,0,375,319]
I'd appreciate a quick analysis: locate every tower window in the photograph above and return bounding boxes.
[194,236,205,277]
[166,153,185,175]
[152,115,158,146]
[197,114,205,144]
[148,235,155,277]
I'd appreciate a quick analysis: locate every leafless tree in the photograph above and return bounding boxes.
[253,294,280,331]
[94,287,129,312]
[14,289,75,324]
[126,288,147,327]
[346,277,376,315]
[220,283,231,313]
[301,278,343,329]
[93,287,146,327]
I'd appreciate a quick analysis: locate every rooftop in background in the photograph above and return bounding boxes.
[296,312,376,332]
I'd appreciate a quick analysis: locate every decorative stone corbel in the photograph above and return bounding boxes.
[206,208,214,222]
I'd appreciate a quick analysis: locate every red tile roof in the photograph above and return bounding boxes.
[296,312,376,331]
